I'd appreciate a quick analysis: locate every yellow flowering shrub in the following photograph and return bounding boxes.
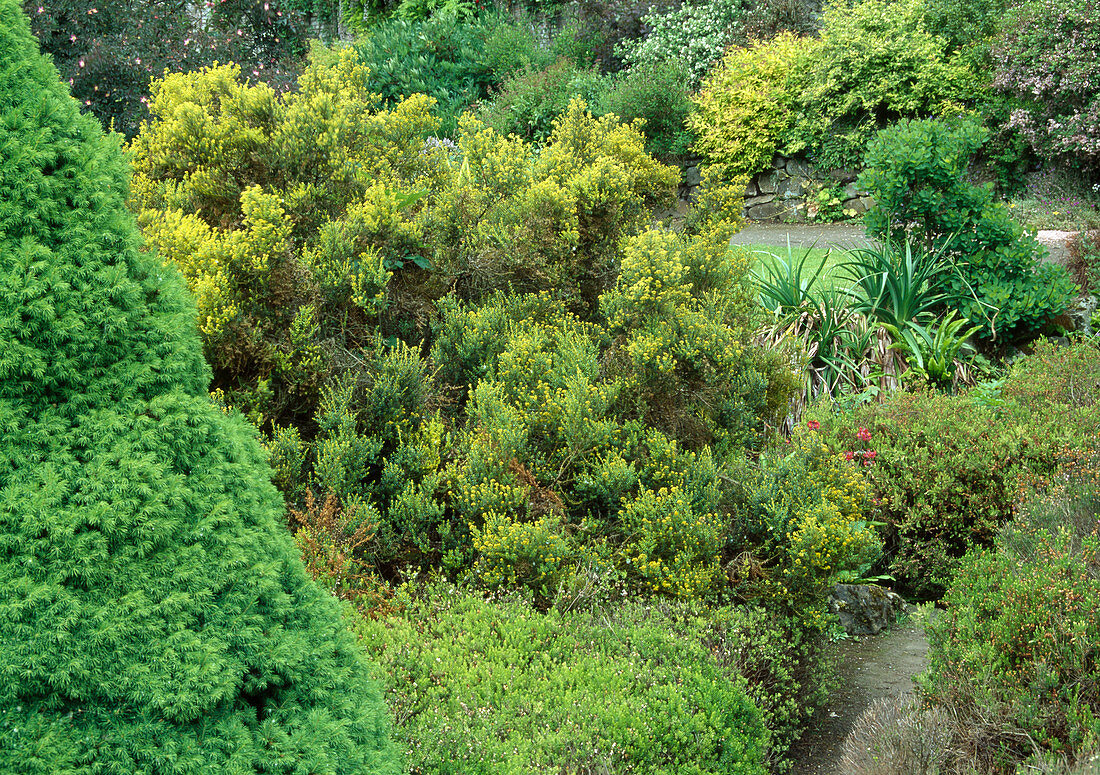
[472,512,577,600]
[621,486,725,598]
[129,49,441,424]
[424,99,678,314]
[731,430,882,618]
[601,224,794,451]
[126,45,814,621]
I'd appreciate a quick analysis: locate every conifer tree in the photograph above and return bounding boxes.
[0,0,399,771]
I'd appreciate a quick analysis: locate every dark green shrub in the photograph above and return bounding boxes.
[596,60,694,159]
[354,13,544,136]
[921,440,1100,772]
[0,2,398,770]
[480,58,609,143]
[807,340,1100,597]
[560,0,676,73]
[918,0,1006,67]
[482,11,554,76]
[24,0,309,138]
[859,116,1077,340]
[356,584,772,774]
[807,387,1084,598]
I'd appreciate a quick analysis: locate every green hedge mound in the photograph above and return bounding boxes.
[0,1,399,772]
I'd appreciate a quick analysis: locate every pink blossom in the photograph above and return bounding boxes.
[807,420,820,431]
[856,427,871,442]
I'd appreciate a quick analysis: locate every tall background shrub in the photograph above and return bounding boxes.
[992,0,1100,172]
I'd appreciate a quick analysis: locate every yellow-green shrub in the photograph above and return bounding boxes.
[130,52,677,434]
[425,99,678,314]
[621,485,725,597]
[785,0,978,169]
[601,224,793,452]
[730,430,881,619]
[689,32,816,182]
[130,51,441,424]
[472,512,578,600]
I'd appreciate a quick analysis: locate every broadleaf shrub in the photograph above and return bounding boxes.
[0,2,398,770]
[859,116,1077,340]
[354,12,549,137]
[479,58,609,143]
[597,60,694,159]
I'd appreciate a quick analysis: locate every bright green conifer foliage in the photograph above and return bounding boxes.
[0,1,399,772]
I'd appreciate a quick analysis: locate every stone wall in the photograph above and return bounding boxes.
[680,155,874,222]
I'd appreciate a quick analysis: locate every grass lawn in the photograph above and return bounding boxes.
[735,243,851,294]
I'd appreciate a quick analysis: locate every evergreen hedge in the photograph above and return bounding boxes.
[0,0,399,771]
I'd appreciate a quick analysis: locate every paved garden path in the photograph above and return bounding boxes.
[731,222,872,250]
[785,622,931,775]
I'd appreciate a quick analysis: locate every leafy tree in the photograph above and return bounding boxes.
[0,1,399,771]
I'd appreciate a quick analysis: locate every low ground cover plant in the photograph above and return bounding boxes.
[920,434,1100,772]
[357,585,774,774]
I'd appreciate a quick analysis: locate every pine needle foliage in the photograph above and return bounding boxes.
[0,1,399,772]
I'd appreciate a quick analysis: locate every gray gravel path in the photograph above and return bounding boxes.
[785,623,931,775]
[731,222,873,250]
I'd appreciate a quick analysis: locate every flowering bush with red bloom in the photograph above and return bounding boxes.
[922,440,1100,771]
[805,341,1100,598]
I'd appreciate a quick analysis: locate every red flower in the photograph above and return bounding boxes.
[844,451,854,461]
[807,420,820,431]
[857,427,871,442]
